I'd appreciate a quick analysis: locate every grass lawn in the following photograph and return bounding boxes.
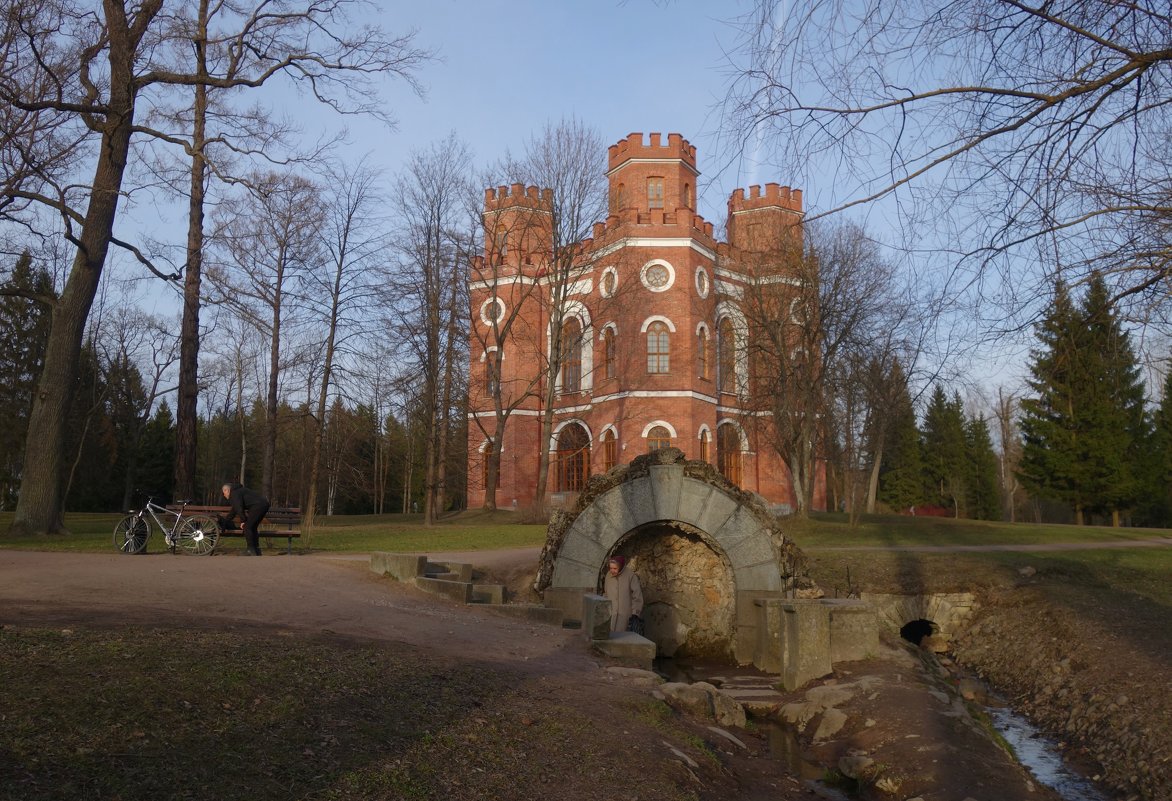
[0,509,547,555]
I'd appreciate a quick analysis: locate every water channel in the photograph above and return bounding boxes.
[657,656,1113,801]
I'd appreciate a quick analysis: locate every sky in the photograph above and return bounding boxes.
[108,0,1035,401]
[119,0,763,306]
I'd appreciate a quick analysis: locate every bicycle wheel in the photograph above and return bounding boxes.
[176,515,220,556]
[113,515,149,554]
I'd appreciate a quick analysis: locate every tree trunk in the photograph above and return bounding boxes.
[8,4,155,535]
[174,5,210,502]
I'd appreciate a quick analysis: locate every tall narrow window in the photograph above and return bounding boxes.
[647,322,670,374]
[647,425,672,452]
[602,429,617,471]
[485,350,500,396]
[603,328,616,380]
[697,328,709,379]
[699,430,709,463]
[717,317,736,393]
[717,424,743,486]
[494,226,508,261]
[683,183,693,209]
[482,441,495,491]
[647,177,664,210]
[560,320,582,393]
[556,424,590,492]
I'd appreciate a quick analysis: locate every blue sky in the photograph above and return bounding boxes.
[337,0,757,223]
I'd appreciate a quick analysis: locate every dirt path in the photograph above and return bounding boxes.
[804,536,1172,552]
[0,549,580,673]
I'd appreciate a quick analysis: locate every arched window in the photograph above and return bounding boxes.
[717,317,736,394]
[717,424,743,486]
[698,429,709,463]
[601,429,618,471]
[647,176,664,209]
[556,423,590,492]
[647,322,670,374]
[560,319,582,393]
[647,425,672,452]
[603,327,616,380]
[697,328,709,379]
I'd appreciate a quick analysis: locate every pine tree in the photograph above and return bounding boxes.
[876,360,924,512]
[921,386,968,516]
[0,253,54,509]
[964,414,1001,520]
[1148,367,1172,526]
[1077,274,1147,524]
[1018,281,1090,522]
[1018,276,1147,525]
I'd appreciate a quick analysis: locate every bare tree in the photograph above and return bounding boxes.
[391,136,475,524]
[206,171,323,499]
[737,220,908,517]
[724,1,1172,330]
[502,118,608,514]
[301,160,385,535]
[0,0,426,535]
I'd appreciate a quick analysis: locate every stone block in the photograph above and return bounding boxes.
[588,486,638,548]
[550,555,600,589]
[827,600,879,663]
[649,464,682,520]
[581,593,613,641]
[754,599,833,691]
[593,631,656,669]
[542,586,593,623]
[676,479,716,528]
[557,524,607,568]
[690,487,738,536]
[429,562,472,582]
[370,552,426,580]
[619,477,658,527]
[471,584,505,605]
[413,576,472,603]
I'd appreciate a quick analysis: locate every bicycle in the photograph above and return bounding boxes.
[113,496,220,556]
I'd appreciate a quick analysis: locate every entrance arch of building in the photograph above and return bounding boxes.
[537,448,797,663]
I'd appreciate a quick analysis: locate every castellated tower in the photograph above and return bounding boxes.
[466,133,824,514]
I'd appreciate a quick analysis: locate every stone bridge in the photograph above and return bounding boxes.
[536,448,807,663]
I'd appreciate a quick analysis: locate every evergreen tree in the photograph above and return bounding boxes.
[964,414,1001,520]
[136,401,176,505]
[1078,275,1147,524]
[1147,367,1172,526]
[1018,276,1147,525]
[0,253,54,509]
[1018,281,1090,522]
[921,385,968,516]
[876,360,924,512]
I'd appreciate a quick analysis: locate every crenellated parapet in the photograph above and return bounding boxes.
[728,183,803,216]
[484,183,554,213]
[607,132,697,171]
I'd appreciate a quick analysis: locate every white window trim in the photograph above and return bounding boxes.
[479,296,506,326]
[550,418,593,451]
[640,315,676,334]
[641,420,678,439]
[478,345,502,363]
[716,419,750,451]
[695,266,710,299]
[550,300,594,395]
[598,424,619,443]
[715,302,749,397]
[639,258,676,292]
[599,266,619,298]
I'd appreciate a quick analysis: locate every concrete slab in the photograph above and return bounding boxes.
[581,593,613,641]
[542,586,593,623]
[414,576,472,603]
[593,630,656,669]
[471,584,505,605]
[370,552,426,580]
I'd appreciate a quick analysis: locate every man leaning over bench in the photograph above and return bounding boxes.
[219,482,270,556]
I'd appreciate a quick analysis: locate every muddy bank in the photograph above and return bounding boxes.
[950,585,1170,801]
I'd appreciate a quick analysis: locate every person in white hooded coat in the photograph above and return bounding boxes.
[603,556,644,633]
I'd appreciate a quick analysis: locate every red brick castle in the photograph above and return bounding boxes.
[467,132,823,513]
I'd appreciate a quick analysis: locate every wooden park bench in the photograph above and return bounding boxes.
[166,505,302,554]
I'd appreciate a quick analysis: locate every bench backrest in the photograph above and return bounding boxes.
[167,505,301,527]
